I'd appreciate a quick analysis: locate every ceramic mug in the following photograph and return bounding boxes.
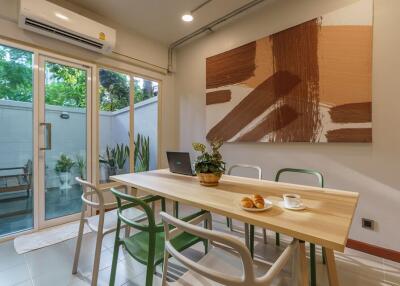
[283,193,302,208]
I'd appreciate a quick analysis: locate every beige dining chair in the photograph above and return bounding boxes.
[161,211,301,286]
[227,164,267,249]
[72,177,147,286]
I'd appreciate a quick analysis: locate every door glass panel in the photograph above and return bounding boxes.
[44,61,87,220]
[0,44,34,236]
[98,69,130,183]
[133,77,158,172]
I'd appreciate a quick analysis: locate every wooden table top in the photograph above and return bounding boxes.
[111,169,359,252]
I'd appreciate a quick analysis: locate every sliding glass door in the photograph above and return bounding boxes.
[0,42,93,237]
[0,44,34,236]
[38,56,91,225]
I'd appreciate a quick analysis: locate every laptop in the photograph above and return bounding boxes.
[166,152,196,176]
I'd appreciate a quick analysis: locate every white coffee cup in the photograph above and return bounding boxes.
[283,194,302,208]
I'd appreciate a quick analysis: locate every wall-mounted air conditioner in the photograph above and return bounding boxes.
[18,0,116,54]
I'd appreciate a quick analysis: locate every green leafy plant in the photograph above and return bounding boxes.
[75,154,86,179]
[192,140,225,175]
[99,143,130,171]
[114,143,130,170]
[134,134,150,172]
[55,154,75,173]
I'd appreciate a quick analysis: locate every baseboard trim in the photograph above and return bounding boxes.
[347,239,400,263]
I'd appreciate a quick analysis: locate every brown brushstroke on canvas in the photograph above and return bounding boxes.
[206,71,300,141]
[242,38,274,89]
[206,42,256,89]
[237,105,298,142]
[326,128,372,143]
[318,26,372,106]
[329,102,372,123]
[271,18,321,142]
[206,90,232,105]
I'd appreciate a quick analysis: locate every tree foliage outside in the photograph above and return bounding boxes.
[0,45,33,103]
[0,45,158,111]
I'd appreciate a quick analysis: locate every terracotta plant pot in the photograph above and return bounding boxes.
[197,172,222,187]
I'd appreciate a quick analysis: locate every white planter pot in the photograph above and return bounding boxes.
[59,172,72,190]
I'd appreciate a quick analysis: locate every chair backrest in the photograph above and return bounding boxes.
[75,177,107,210]
[275,168,324,188]
[111,188,157,233]
[228,164,262,180]
[161,212,298,286]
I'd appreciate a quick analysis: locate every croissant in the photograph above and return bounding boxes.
[252,194,265,209]
[241,197,254,208]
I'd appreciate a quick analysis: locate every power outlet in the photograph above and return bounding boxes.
[362,218,375,230]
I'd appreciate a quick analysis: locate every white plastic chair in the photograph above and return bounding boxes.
[227,164,267,248]
[160,212,301,286]
[72,177,146,286]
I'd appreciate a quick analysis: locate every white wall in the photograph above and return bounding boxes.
[175,0,400,251]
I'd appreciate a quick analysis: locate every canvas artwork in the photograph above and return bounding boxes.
[205,0,373,143]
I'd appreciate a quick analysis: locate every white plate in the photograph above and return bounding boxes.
[279,201,306,211]
[239,198,273,212]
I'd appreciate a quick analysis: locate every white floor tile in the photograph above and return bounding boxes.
[0,263,31,286]
[24,242,74,279]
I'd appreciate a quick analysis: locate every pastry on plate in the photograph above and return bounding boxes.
[252,194,265,209]
[240,197,254,208]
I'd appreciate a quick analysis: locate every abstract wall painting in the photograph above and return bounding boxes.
[205,0,373,143]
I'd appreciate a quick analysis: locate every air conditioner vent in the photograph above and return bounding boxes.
[25,18,104,50]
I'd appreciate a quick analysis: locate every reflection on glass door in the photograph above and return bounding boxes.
[41,59,89,221]
[0,44,34,236]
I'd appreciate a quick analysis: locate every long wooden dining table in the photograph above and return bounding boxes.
[111,169,359,286]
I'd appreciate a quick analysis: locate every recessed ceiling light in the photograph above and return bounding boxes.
[55,12,69,21]
[182,14,193,22]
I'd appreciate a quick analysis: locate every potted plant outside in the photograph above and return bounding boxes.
[55,154,75,190]
[99,143,130,181]
[192,140,225,186]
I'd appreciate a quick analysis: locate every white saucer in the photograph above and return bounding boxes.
[279,201,306,211]
[239,198,273,212]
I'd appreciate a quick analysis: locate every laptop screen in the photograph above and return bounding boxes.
[166,152,195,176]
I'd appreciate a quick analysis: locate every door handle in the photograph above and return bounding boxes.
[40,123,52,150]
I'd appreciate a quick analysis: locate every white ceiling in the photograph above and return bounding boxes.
[63,0,264,44]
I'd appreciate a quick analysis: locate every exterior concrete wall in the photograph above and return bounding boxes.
[0,97,158,185]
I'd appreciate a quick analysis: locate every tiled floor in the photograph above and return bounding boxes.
[0,205,399,286]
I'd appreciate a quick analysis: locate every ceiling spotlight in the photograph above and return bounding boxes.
[182,14,193,22]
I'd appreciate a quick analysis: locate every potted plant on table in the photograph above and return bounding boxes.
[55,154,75,190]
[192,140,225,186]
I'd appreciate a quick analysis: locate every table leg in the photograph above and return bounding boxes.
[299,241,309,286]
[325,248,339,286]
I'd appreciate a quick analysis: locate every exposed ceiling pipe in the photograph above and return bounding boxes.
[167,0,266,73]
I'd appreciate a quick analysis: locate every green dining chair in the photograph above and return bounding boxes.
[109,188,209,286]
[274,168,326,286]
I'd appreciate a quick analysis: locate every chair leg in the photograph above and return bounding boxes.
[262,228,267,244]
[310,243,317,286]
[322,246,327,264]
[124,225,130,238]
[244,223,250,249]
[226,217,230,228]
[161,250,169,286]
[109,220,122,286]
[91,212,105,286]
[173,201,179,218]
[161,198,166,212]
[275,232,280,246]
[72,208,86,274]
[249,225,255,258]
